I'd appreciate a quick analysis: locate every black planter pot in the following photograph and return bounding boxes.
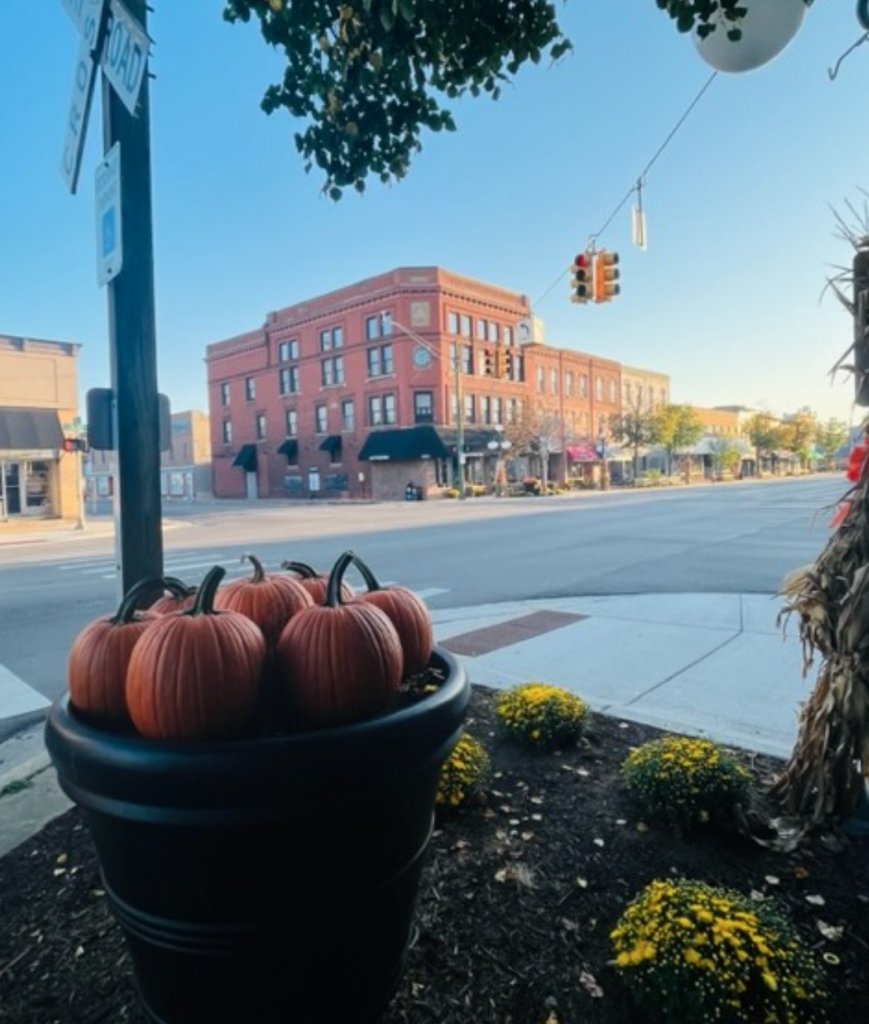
[45,647,469,1024]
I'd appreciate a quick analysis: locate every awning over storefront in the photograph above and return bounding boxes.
[0,408,64,452]
[358,426,451,462]
[565,443,599,462]
[319,435,343,459]
[277,438,298,462]
[232,444,258,471]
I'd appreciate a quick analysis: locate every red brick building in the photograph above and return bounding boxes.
[204,267,624,501]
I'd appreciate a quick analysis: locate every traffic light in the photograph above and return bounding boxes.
[593,250,620,303]
[62,437,86,453]
[494,348,506,378]
[855,248,869,406]
[504,348,515,379]
[482,347,494,376]
[570,252,594,304]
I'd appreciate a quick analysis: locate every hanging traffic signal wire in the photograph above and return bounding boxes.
[532,70,718,310]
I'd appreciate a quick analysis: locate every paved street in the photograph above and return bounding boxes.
[0,475,844,710]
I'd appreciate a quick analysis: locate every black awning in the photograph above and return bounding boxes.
[0,408,64,451]
[358,425,451,462]
[232,443,258,471]
[277,438,298,462]
[319,435,342,459]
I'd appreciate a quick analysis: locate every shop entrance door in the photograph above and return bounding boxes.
[4,463,21,515]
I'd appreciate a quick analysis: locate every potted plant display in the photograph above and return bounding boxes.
[46,551,469,1024]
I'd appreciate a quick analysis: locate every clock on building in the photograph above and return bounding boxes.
[413,346,432,369]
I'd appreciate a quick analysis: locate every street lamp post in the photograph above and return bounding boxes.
[597,427,609,491]
[390,319,466,500]
[486,425,512,496]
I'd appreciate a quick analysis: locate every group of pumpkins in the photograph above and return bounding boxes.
[67,550,434,740]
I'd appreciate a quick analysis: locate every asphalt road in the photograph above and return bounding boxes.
[0,475,845,705]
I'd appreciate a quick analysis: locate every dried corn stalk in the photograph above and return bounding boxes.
[770,468,869,840]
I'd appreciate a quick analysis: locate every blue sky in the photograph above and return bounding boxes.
[1,1,867,427]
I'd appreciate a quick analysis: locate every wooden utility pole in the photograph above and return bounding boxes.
[101,0,163,594]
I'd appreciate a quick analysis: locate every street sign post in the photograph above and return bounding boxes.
[60,0,162,595]
[95,142,122,286]
[101,0,149,116]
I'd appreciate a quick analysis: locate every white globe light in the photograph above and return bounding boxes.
[694,0,806,73]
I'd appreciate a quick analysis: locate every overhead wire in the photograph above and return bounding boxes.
[532,70,719,311]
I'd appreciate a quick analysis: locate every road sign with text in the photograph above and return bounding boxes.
[101,0,149,116]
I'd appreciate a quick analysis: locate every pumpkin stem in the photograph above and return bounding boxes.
[280,560,319,580]
[161,576,197,599]
[241,553,266,583]
[111,576,171,625]
[350,552,382,594]
[325,551,356,608]
[188,566,227,616]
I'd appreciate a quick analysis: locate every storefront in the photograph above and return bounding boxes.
[0,409,66,520]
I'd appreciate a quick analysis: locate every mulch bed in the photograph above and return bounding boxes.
[1,684,867,1023]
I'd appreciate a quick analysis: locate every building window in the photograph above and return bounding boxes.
[319,325,343,351]
[550,368,559,395]
[536,366,545,394]
[595,377,603,401]
[383,393,397,425]
[460,314,471,337]
[278,339,299,362]
[503,326,513,345]
[222,419,232,444]
[463,393,475,423]
[609,379,617,403]
[341,399,355,431]
[637,385,644,407]
[447,311,459,335]
[368,395,384,426]
[481,395,491,424]
[506,398,517,424]
[220,382,230,407]
[489,322,500,343]
[285,408,297,436]
[245,377,256,402]
[256,413,266,440]
[476,319,487,341]
[279,368,290,395]
[366,344,393,377]
[365,312,392,340]
[492,396,502,425]
[414,391,433,423]
[462,345,473,375]
[315,404,328,433]
[580,374,588,398]
[321,355,345,387]
[565,371,574,397]
[624,381,632,405]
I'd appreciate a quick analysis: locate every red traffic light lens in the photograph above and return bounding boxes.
[575,253,590,266]
[62,439,76,452]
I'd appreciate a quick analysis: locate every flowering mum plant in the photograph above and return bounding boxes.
[436,732,490,809]
[622,734,751,830]
[495,683,587,751]
[610,878,827,1024]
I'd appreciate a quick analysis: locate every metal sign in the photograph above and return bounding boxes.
[101,0,149,116]
[61,0,102,34]
[95,142,123,286]
[60,0,106,194]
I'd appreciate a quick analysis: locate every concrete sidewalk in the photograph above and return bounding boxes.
[0,591,813,858]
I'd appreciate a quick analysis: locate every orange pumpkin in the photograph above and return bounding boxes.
[126,566,266,739]
[214,553,313,647]
[68,577,161,727]
[280,559,355,605]
[351,553,433,677]
[147,576,198,614]
[274,551,402,727]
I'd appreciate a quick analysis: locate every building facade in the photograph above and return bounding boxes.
[86,410,212,505]
[0,334,81,521]
[204,267,627,501]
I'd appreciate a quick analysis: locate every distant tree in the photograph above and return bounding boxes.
[779,410,817,469]
[708,436,741,479]
[651,404,703,476]
[744,412,783,473]
[608,405,657,481]
[223,0,571,198]
[813,418,849,468]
